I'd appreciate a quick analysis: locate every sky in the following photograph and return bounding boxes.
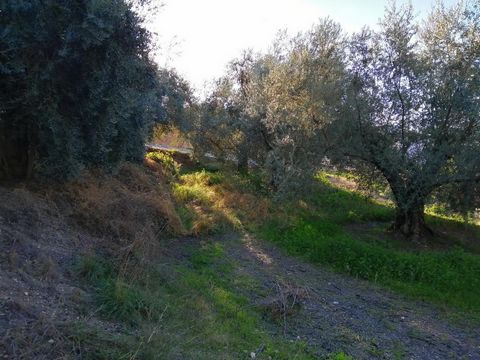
[148,0,458,92]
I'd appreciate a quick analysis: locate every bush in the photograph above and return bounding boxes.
[146,151,181,177]
[0,0,165,179]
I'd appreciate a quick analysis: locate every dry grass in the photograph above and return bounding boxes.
[59,163,183,240]
[0,161,191,359]
[221,190,270,224]
[256,281,310,336]
[150,127,192,149]
[166,165,272,235]
[34,161,187,281]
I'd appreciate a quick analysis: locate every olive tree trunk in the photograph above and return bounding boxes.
[0,133,34,180]
[237,152,249,173]
[390,200,433,240]
[387,181,434,240]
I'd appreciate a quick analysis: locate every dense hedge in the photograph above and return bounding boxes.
[0,0,166,179]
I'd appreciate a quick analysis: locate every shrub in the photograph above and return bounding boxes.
[146,151,181,177]
[0,0,165,180]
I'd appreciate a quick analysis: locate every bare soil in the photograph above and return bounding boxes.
[1,183,479,359]
[0,186,127,359]
[222,232,480,360]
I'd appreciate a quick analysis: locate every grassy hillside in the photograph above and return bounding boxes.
[0,155,349,359]
[259,175,480,315]
[2,150,478,358]
[162,152,480,317]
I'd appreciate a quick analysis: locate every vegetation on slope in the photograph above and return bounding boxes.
[75,243,317,359]
[2,154,355,359]
[2,0,479,358]
[260,177,480,315]
[158,152,480,316]
[2,149,478,358]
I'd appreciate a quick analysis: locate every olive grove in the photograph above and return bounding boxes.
[0,0,176,179]
[190,19,345,193]
[191,1,480,239]
[334,2,480,238]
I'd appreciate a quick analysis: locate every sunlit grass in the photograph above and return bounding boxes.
[166,161,480,315]
[170,168,269,234]
[75,242,317,359]
[259,173,480,315]
[145,150,181,177]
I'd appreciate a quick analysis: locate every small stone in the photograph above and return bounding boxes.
[48,339,54,344]
[24,292,28,296]
[250,352,256,359]
[333,301,339,305]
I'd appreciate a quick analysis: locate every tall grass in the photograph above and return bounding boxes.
[259,175,480,315]
[75,244,318,359]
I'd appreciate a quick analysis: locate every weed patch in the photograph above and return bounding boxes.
[259,175,480,315]
[75,241,317,359]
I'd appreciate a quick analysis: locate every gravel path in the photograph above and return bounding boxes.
[222,232,480,360]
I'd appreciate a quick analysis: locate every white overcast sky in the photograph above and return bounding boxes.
[147,0,458,92]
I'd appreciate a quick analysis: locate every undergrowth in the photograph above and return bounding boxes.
[75,243,318,359]
[63,152,480,358]
[164,156,480,316]
[259,174,480,316]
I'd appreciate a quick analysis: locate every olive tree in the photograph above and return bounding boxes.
[150,68,196,142]
[0,0,166,180]
[334,2,480,238]
[189,51,269,173]
[193,20,345,191]
[258,20,345,193]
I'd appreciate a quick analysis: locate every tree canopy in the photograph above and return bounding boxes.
[0,0,169,179]
[2,0,478,240]
[334,2,480,237]
[189,1,480,239]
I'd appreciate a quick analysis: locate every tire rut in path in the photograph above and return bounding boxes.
[223,232,480,360]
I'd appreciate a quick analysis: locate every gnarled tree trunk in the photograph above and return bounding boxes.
[237,151,249,174]
[236,139,249,174]
[390,202,433,240]
[0,133,34,180]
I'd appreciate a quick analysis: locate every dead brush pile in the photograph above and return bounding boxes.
[47,162,184,263]
[256,281,310,336]
[0,162,185,358]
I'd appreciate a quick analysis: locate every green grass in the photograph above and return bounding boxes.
[312,173,394,224]
[169,166,480,315]
[330,352,354,360]
[74,244,324,359]
[173,170,225,204]
[146,150,181,177]
[258,174,480,315]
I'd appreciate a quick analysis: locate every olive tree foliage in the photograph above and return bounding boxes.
[189,50,269,172]
[150,69,195,142]
[332,2,480,238]
[0,0,168,180]
[260,21,345,193]
[188,76,240,164]
[192,20,345,193]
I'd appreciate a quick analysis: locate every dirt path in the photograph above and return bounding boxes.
[220,232,480,360]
